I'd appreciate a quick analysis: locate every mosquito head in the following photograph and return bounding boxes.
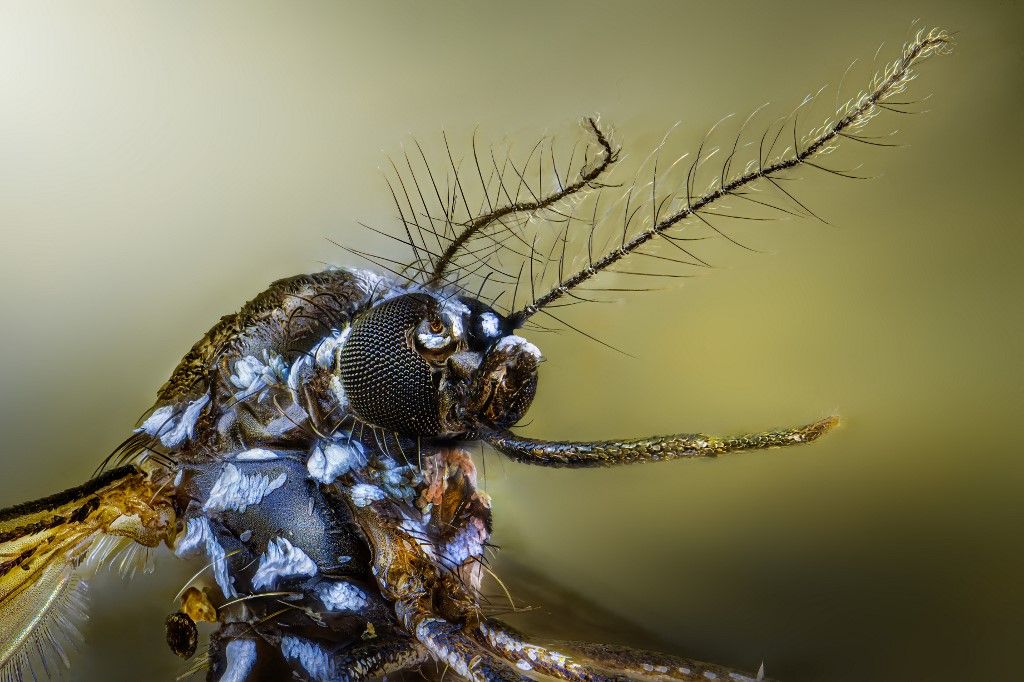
[338,290,540,438]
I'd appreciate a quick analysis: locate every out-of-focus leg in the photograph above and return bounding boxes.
[555,641,767,682]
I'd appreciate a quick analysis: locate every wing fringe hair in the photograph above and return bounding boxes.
[0,466,175,681]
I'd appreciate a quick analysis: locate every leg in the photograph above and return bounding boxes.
[279,634,429,682]
[476,620,614,682]
[205,621,428,682]
[411,615,532,682]
[350,503,532,682]
[477,619,769,682]
[554,641,767,682]
[476,620,769,682]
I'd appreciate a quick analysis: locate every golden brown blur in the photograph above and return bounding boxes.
[0,2,1020,680]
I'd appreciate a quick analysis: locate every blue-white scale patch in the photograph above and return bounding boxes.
[218,639,257,682]
[313,327,350,370]
[229,351,289,398]
[203,463,287,514]
[285,326,351,410]
[415,618,473,680]
[440,516,487,566]
[439,297,470,339]
[373,459,423,504]
[315,580,367,613]
[281,635,335,682]
[138,393,210,448]
[348,483,386,507]
[495,335,542,361]
[251,537,318,590]
[232,448,280,461]
[306,441,365,484]
[479,311,501,338]
[352,268,393,299]
[174,517,237,598]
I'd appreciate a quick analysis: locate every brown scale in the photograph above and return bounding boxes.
[158,270,373,404]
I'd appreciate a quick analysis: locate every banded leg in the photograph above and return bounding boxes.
[478,619,767,682]
[350,503,531,682]
[483,417,837,468]
[206,625,429,682]
[279,634,430,682]
[555,641,767,682]
[409,613,532,682]
[476,620,618,682]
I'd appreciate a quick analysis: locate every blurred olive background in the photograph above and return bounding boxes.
[0,1,1020,680]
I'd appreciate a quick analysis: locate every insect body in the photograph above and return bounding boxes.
[0,28,950,681]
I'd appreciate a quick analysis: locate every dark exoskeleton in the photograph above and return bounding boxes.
[0,28,951,682]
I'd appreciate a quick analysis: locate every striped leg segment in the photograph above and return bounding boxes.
[350,503,531,682]
[477,620,616,682]
[279,634,429,682]
[410,615,531,682]
[554,641,767,682]
[477,620,768,682]
[205,627,429,682]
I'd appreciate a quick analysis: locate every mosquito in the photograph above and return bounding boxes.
[0,27,951,682]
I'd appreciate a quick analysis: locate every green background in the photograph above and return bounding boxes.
[0,2,1020,680]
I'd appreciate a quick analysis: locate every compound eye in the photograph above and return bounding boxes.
[340,293,445,435]
[413,315,459,362]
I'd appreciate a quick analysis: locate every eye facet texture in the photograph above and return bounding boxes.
[340,293,444,435]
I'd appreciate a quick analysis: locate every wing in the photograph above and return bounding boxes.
[0,465,175,681]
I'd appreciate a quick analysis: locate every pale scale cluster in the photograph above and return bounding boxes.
[202,464,287,514]
[251,537,318,590]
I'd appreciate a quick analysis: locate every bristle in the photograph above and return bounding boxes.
[0,565,89,682]
[503,28,952,325]
[79,532,155,579]
[360,30,950,338]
